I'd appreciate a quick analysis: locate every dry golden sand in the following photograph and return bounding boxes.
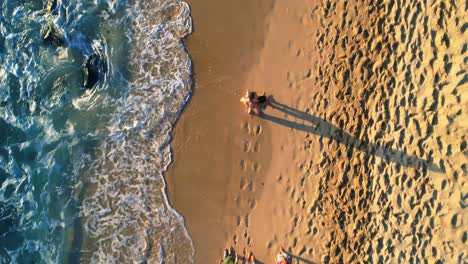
[168,0,467,263]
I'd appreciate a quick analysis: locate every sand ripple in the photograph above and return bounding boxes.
[285,0,467,262]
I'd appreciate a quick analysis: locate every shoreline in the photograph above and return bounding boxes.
[167,0,467,263]
[166,0,276,263]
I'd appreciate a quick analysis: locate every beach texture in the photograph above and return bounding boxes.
[168,0,467,263]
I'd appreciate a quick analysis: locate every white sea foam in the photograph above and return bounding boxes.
[79,0,194,263]
[0,0,193,262]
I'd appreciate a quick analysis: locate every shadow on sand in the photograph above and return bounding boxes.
[259,101,443,173]
[288,252,316,264]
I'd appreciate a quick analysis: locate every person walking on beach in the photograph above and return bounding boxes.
[240,90,273,114]
[255,92,273,113]
[275,247,291,264]
[218,247,239,264]
[244,252,257,264]
[240,91,258,114]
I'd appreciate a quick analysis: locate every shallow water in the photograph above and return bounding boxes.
[0,0,193,263]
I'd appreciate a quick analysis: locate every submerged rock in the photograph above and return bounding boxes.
[0,118,27,145]
[42,23,64,47]
[83,53,105,89]
[0,36,4,54]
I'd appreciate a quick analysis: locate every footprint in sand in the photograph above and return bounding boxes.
[234,195,241,207]
[243,140,261,153]
[247,180,255,192]
[253,141,260,152]
[252,161,260,172]
[243,140,250,153]
[255,125,262,136]
[242,122,250,134]
[240,176,247,190]
[242,122,261,136]
[236,215,242,227]
[248,198,257,209]
[240,159,246,171]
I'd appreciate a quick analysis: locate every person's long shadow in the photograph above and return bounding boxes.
[259,101,443,173]
[288,252,316,264]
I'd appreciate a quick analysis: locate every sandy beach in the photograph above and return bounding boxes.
[167,0,467,263]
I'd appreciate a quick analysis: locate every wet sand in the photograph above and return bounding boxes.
[165,0,275,263]
[167,0,467,263]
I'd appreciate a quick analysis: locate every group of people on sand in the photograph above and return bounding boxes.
[240,90,274,114]
[219,246,291,264]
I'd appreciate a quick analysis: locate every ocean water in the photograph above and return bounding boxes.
[0,0,194,263]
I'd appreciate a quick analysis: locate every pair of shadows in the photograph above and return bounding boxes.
[260,101,443,173]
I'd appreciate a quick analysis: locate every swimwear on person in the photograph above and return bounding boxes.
[240,90,273,114]
[275,247,291,264]
[240,91,258,114]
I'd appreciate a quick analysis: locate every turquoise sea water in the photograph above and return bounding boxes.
[0,0,193,263]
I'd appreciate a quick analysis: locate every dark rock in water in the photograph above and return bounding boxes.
[83,54,104,89]
[42,23,64,47]
[45,0,57,13]
[0,118,27,145]
[0,36,4,54]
